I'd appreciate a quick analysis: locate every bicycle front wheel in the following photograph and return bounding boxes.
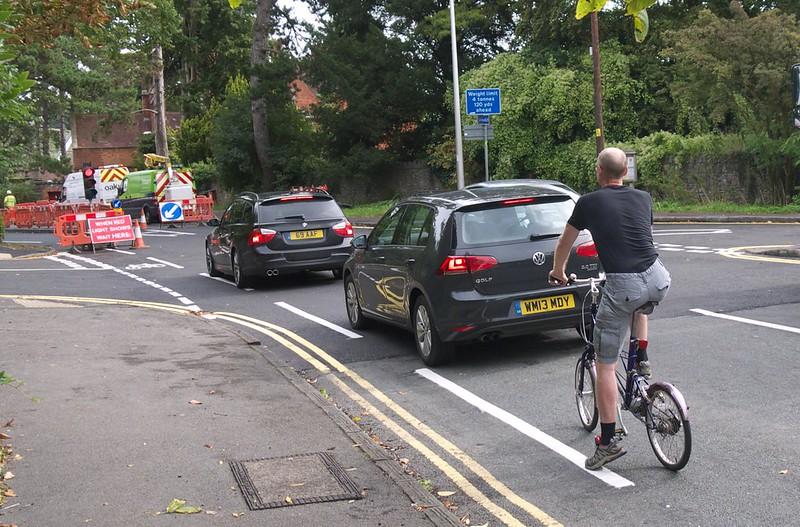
[646,387,692,471]
[574,357,598,431]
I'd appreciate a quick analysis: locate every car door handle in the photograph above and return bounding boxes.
[406,258,416,266]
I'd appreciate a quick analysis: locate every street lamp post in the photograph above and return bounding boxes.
[449,0,465,189]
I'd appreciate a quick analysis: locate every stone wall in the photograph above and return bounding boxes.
[335,161,445,204]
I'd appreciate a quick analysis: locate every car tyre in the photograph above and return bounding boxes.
[206,243,223,277]
[232,250,253,289]
[412,296,454,366]
[345,275,370,330]
[332,268,344,280]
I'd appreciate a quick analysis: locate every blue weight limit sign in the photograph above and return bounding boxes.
[465,88,501,115]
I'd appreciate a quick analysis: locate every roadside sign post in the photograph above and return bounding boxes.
[88,215,135,250]
[466,90,501,182]
[159,201,184,223]
[624,151,638,186]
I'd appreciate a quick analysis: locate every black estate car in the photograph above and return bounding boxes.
[342,185,601,365]
[206,190,354,288]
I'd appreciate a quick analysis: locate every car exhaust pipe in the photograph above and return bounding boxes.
[266,269,280,277]
[479,332,501,343]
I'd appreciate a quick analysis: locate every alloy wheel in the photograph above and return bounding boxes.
[415,304,432,359]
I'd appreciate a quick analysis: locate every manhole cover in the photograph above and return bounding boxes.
[229,452,362,510]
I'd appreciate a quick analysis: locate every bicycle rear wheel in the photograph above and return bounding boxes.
[646,387,692,471]
[574,357,598,431]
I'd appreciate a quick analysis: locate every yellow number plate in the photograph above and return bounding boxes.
[289,229,324,240]
[517,294,575,316]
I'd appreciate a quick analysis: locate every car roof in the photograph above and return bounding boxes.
[236,190,334,203]
[403,185,573,210]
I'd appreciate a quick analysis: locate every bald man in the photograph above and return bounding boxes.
[549,147,671,469]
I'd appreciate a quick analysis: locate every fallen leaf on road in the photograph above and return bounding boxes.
[208,390,216,395]
[284,496,293,504]
[319,388,329,399]
[459,513,470,525]
[473,523,488,527]
[437,491,456,497]
[3,419,13,428]
[204,444,213,449]
[13,455,22,461]
[352,416,361,423]
[3,490,16,497]
[779,469,789,475]
[165,498,202,514]
[3,472,14,481]
[0,433,10,440]
[288,483,305,487]
[0,523,19,527]
[232,512,244,518]
[399,458,409,465]
[205,510,217,515]
[189,400,203,405]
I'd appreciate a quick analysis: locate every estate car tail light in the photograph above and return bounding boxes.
[438,255,498,275]
[248,228,276,246]
[332,221,354,238]
[576,241,598,257]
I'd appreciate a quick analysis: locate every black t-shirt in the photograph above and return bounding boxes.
[567,185,658,273]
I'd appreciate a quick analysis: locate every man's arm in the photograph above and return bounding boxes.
[548,223,580,285]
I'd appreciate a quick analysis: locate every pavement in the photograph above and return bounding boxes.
[0,300,457,526]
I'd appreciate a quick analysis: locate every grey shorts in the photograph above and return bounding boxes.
[594,259,671,364]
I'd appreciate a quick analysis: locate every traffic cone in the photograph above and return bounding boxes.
[132,220,148,249]
[138,208,148,231]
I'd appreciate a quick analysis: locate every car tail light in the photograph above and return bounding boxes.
[576,241,598,257]
[248,228,276,246]
[332,221,354,238]
[438,255,498,275]
[502,197,535,206]
[280,195,314,201]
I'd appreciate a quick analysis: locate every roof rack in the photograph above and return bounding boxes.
[289,184,330,195]
[239,191,260,201]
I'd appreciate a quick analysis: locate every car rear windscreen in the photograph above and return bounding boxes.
[458,197,574,245]
[257,197,344,222]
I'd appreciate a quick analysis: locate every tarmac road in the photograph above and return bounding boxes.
[1,222,798,526]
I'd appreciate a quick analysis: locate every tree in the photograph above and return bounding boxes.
[0,1,34,124]
[665,2,800,138]
[250,0,275,191]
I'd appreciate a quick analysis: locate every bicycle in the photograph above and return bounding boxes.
[571,274,692,471]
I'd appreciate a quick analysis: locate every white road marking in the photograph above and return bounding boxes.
[274,301,363,339]
[658,247,684,251]
[0,268,104,272]
[691,309,800,335]
[656,243,682,247]
[146,257,184,269]
[415,368,634,489]
[3,240,43,244]
[107,248,136,255]
[45,255,87,269]
[684,246,710,250]
[59,252,199,308]
[653,228,731,237]
[198,272,253,292]
[686,250,713,254]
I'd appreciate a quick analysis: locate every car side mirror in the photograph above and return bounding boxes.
[208,218,221,227]
[351,234,367,249]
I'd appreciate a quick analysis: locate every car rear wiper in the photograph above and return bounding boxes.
[275,215,305,220]
[529,233,561,241]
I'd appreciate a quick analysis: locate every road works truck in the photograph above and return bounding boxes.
[119,154,195,222]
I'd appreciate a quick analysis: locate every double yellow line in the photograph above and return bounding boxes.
[1,294,561,527]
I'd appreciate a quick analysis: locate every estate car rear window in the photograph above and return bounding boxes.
[457,197,574,246]
[257,197,344,223]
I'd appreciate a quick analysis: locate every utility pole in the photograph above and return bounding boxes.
[152,45,169,157]
[590,12,605,155]
[449,0,465,189]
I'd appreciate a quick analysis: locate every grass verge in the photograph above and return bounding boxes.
[654,200,800,214]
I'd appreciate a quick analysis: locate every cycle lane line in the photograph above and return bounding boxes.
[690,308,800,334]
[415,368,635,490]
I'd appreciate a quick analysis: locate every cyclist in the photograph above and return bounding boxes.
[548,147,671,470]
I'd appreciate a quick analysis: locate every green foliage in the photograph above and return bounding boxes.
[209,75,258,191]
[186,160,217,193]
[6,180,38,203]
[175,103,217,165]
[665,5,800,138]
[0,1,34,123]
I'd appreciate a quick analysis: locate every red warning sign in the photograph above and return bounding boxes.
[88,215,135,244]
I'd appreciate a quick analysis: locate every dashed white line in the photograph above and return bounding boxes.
[198,273,254,292]
[177,297,194,305]
[107,248,136,255]
[274,301,363,339]
[691,309,800,335]
[686,250,713,254]
[45,255,87,269]
[146,257,184,269]
[684,246,710,250]
[415,368,634,489]
[658,247,684,251]
[656,243,682,247]
[168,291,182,297]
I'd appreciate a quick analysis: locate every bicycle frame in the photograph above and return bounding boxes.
[578,278,689,436]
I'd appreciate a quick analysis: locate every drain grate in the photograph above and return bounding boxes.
[229,452,362,510]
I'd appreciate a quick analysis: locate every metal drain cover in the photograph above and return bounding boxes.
[229,452,362,510]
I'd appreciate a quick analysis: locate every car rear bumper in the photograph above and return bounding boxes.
[244,244,352,276]
[435,285,593,343]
